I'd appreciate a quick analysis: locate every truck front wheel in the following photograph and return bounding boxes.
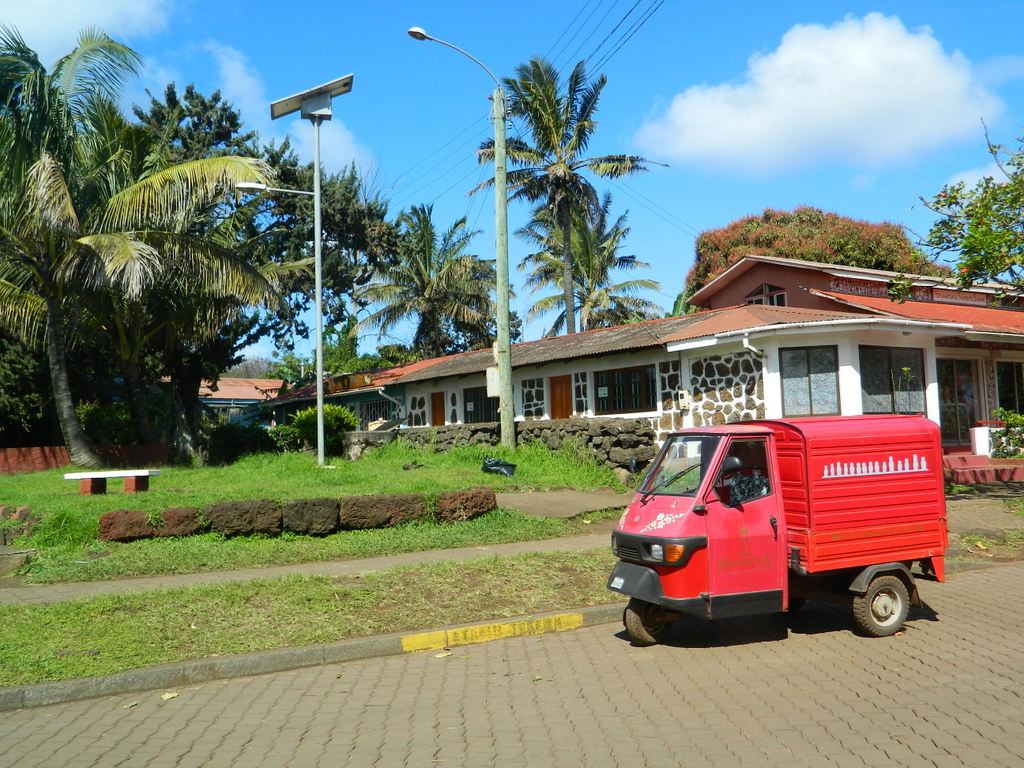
[624,597,672,646]
[852,575,910,637]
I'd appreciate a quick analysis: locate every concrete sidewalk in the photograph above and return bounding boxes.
[1,487,1021,711]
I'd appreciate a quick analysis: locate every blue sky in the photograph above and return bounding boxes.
[8,1,1024,359]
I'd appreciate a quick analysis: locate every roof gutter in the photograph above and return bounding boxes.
[965,331,1024,343]
[665,317,969,353]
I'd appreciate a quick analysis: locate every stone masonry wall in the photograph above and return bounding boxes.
[690,350,764,426]
[397,417,658,472]
[655,359,685,443]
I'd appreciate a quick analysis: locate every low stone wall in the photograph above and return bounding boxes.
[98,488,497,543]
[0,444,168,474]
[395,417,658,472]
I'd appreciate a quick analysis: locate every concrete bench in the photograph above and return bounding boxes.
[63,469,161,495]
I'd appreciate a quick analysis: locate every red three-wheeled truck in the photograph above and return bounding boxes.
[608,415,948,644]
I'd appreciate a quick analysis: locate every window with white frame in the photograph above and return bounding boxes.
[780,346,839,416]
[745,284,787,306]
[859,346,925,415]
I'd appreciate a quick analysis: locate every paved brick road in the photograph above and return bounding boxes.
[2,562,1022,768]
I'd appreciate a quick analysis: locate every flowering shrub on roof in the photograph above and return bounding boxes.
[681,207,949,309]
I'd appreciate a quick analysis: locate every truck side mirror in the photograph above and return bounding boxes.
[719,456,743,475]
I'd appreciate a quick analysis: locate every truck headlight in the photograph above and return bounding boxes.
[649,544,663,560]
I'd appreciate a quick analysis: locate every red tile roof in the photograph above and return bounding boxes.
[810,290,1024,335]
[198,378,283,401]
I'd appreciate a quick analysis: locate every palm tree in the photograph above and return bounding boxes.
[0,27,273,466]
[477,56,656,335]
[518,194,662,334]
[355,204,495,358]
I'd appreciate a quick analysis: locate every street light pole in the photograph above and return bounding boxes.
[266,75,354,467]
[407,27,515,449]
[311,115,326,466]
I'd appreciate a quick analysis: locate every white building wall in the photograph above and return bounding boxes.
[402,327,958,434]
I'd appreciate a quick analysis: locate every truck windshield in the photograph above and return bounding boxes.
[640,435,721,497]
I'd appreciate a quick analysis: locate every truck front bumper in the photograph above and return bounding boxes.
[607,561,708,618]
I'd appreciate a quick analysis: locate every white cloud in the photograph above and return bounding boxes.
[202,40,269,133]
[3,0,173,63]
[288,118,372,175]
[974,55,1024,87]
[946,161,1002,189]
[203,41,372,174]
[635,13,1003,175]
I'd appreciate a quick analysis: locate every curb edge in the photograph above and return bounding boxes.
[1,602,626,712]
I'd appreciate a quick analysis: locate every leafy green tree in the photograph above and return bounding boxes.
[85,102,277,450]
[478,56,655,335]
[0,29,274,465]
[133,83,258,164]
[355,204,495,358]
[924,129,1024,287]
[518,194,661,334]
[224,356,278,378]
[0,329,51,446]
[242,146,398,347]
[127,84,323,459]
[683,206,949,310]
[0,27,143,466]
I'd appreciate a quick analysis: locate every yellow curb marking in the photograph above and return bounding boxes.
[401,613,585,653]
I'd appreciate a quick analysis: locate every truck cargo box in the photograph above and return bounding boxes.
[763,415,947,574]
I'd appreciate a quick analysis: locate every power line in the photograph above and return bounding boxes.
[467,162,492,233]
[608,177,704,239]
[580,0,645,66]
[392,126,490,210]
[544,0,600,63]
[549,0,608,69]
[561,0,614,71]
[390,112,491,206]
[425,163,493,208]
[590,0,665,73]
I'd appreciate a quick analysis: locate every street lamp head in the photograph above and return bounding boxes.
[235,182,269,192]
[407,26,430,41]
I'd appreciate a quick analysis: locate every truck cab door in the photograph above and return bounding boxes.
[701,436,786,618]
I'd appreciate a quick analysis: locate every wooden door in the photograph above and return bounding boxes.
[430,391,445,426]
[549,375,572,419]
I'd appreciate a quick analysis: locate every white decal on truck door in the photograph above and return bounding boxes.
[822,454,928,479]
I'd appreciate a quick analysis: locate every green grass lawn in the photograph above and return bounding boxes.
[3,439,628,583]
[0,549,621,687]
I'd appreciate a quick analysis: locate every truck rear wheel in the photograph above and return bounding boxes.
[852,575,909,637]
[624,597,671,646]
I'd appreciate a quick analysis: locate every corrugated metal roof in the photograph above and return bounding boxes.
[264,359,443,406]
[659,304,869,343]
[393,312,731,384]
